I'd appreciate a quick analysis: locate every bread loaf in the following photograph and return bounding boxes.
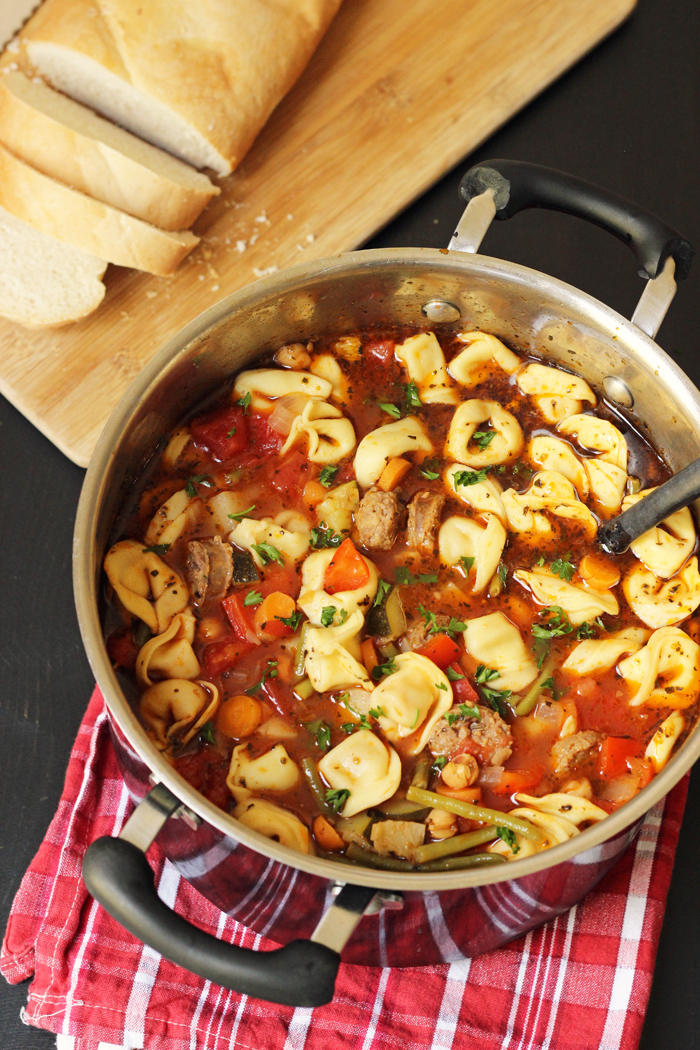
[20,0,344,176]
[0,70,219,230]
[0,204,106,326]
[0,143,199,276]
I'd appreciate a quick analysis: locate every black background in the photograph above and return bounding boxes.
[2,0,699,1044]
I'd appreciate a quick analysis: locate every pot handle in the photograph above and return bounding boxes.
[82,783,378,1006]
[458,159,694,281]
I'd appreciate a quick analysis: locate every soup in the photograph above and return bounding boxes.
[103,328,700,871]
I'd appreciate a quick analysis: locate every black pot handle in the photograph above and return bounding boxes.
[459,159,694,281]
[82,785,377,1006]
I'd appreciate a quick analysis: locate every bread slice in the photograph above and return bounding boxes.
[0,143,199,276]
[0,70,219,230]
[0,204,106,327]
[19,0,344,176]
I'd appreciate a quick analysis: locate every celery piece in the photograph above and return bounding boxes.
[514,654,556,717]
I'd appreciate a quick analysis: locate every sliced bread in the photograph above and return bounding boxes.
[0,143,199,276]
[0,204,106,327]
[0,70,219,231]
[20,0,344,176]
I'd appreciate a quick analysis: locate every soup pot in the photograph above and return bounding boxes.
[75,160,697,1007]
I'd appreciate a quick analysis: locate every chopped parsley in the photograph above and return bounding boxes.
[245,660,278,694]
[325,788,351,812]
[496,826,520,854]
[595,616,608,631]
[453,467,490,487]
[576,621,597,640]
[369,704,388,718]
[199,721,216,746]
[394,567,438,586]
[338,610,349,625]
[511,461,533,477]
[420,460,441,481]
[306,719,332,752]
[532,606,574,640]
[536,555,546,567]
[142,543,170,555]
[185,474,214,498]
[540,676,562,700]
[550,554,576,582]
[403,381,422,410]
[446,666,465,682]
[226,425,237,438]
[497,562,508,586]
[479,686,513,718]
[228,504,256,521]
[320,606,337,627]
[276,610,303,631]
[436,682,448,691]
[432,755,448,771]
[310,523,342,549]
[475,665,500,685]
[460,555,475,572]
[318,465,338,488]
[446,702,480,725]
[410,707,422,728]
[374,579,393,607]
[417,604,466,639]
[251,541,284,567]
[236,391,252,413]
[243,589,263,607]
[371,657,397,680]
[378,401,401,419]
[472,429,496,450]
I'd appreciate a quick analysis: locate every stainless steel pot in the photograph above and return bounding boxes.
[74,161,697,1007]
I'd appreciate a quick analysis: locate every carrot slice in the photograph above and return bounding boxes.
[303,480,328,508]
[324,538,370,594]
[217,695,262,738]
[492,767,544,796]
[377,456,412,492]
[313,815,345,851]
[436,786,482,804]
[361,638,379,676]
[416,634,462,670]
[578,553,620,590]
[253,591,297,642]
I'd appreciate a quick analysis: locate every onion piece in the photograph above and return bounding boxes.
[478,765,504,787]
[268,393,313,435]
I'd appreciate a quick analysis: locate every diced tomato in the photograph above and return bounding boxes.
[628,756,655,789]
[450,672,480,705]
[190,405,248,461]
[324,538,370,594]
[262,678,297,718]
[202,636,256,676]
[416,635,462,670]
[258,563,300,599]
[239,412,283,466]
[174,746,230,810]
[363,338,395,366]
[492,767,544,797]
[269,450,311,498]
[106,629,139,670]
[221,593,257,643]
[598,737,642,779]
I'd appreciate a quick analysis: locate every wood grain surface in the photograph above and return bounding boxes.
[0,0,635,466]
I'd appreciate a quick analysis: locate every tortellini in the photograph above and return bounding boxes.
[136,609,200,686]
[528,436,589,499]
[513,567,619,625]
[233,797,313,854]
[463,612,538,693]
[140,678,218,750]
[354,417,433,488]
[297,548,378,625]
[370,653,453,753]
[623,558,700,628]
[562,627,649,676]
[501,471,598,540]
[438,514,507,593]
[645,711,685,772]
[233,368,331,412]
[395,332,459,405]
[303,610,372,692]
[145,487,201,547]
[317,732,401,817]
[622,489,695,579]
[517,363,596,424]
[104,539,188,635]
[445,399,524,467]
[315,481,359,536]
[227,743,300,802]
[618,627,700,709]
[584,460,627,517]
[309,354,349,403]
[557,414,627,470]
[488,791,607,860]
[229,516,310,567]
[448,331,521,387]
[443,465,507,524]
[279,399,356,463]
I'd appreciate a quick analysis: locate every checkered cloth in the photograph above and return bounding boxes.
[1,688,688,1050]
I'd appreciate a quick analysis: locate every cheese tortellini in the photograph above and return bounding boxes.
[297,548,378,625]
[145,488,201,547]
[280,399,356,463]
[623,558,700,628]
[528,436,589,499]
[438,514,507,593]
[233,798,313,854]
[229,515,310,567]
[557,414,627,469]
[645,712,686,772]
[448,331,521,386]
[445,399,524,466]
[488,792,607,860]
[303,610,372,692]
[318,732,402,817]
[315,481,359,536]
[140,678,219,750]
[443,466,507,524]
[622,489,696,579]
[618,627,700,709]
[463,612,538,693]
[136,609,200,686]
[370,652,453,753]
[233,368,331,411]
[501,471,598,541]
[517,363,596,424]
[104,539,188,635]
[227,743,300,802]
[354,417,433,488]
[395,332,459,405]
[514,567,619,625]
[309,354,349,403]
[562,627,649,676]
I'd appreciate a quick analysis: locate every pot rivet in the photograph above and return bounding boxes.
[603,376,634,409]
[421,299,461,323]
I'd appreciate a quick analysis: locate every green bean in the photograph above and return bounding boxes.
[514,654,556,717]
[406,786,542,842]
[412,826,499,865]
[411,752,433,791]
[301,757,333,817]
[294,622,311,677]
[418,852,507,872]
[346,842,415,871]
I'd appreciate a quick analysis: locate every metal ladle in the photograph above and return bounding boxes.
[598,458,700,553]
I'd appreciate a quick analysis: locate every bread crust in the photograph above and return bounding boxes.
[0,143,198,275]
[0,71,218,230]
[20,0,344,175]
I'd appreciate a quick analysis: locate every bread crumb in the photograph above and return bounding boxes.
[287,214,294,221]
[249,233,259,245]
[207,263,219,279]
[7,38,20,53]
[254,211,270,225]
[211,284,220,292]
[145,290,158,299]
[198,274,205,281]
[306,233,315,243]
[253,265,278,278]
[235,240,247,253]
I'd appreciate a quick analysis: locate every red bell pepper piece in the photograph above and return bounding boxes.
[324,538,370,594]
[598,737,642,779]
[450,671,480,705]
[190,405,248,461]
[221,593,256,643]
[202,637,256,677]
[416,634,462,670]
[269,450,310,498]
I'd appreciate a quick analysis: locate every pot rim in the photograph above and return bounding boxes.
[74,245,700,891]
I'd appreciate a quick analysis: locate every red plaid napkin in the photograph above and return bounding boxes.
[2,687,688,1050]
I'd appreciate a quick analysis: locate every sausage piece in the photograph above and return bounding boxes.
[355,487,402,550]
[406,489,445,553]
[550,731,603,776]
[402,614,451,651]
[185,536,233,607]
[429,704,513,767]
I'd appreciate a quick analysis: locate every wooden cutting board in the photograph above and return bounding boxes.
[0,0,635,466]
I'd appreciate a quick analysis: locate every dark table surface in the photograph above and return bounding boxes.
[2,0,700,1045]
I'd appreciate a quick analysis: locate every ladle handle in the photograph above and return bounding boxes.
[598,459,700,554]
